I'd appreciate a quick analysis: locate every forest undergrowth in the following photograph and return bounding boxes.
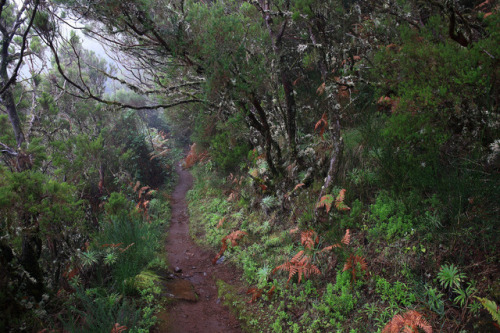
[1,0,500,332]
[185,132,500,332]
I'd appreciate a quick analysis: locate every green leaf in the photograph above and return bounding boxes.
[475,297,500,325]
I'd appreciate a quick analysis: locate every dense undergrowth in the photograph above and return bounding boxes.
[2,0,500,332]
[186,124,500,332]
[0,116,178,331]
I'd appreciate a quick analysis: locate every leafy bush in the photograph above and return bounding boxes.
[60,287,141,332]
[95,214,162,292]
[368,192,414,240]
[375,276,416,308]
[210,130,251,172]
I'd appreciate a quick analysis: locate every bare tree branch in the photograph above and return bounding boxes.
[0,0,39,95]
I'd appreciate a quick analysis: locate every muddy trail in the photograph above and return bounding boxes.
[153,163,242,333]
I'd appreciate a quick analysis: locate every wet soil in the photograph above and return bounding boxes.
[153,164,242,333]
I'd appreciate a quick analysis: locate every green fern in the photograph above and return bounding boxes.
[475,297,500,326]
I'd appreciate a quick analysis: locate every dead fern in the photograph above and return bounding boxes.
[212,230,248,265]
[133,182,152,221]
[246,285,276,303]
[216,217,226,229]
[301,230,318,250]
[343,254,367,284]
[183,143,208,169]
[266,286,276,299]
[316,189,351,213]
[111,323,128,333]
[246,287,263,303]
[320,229,351,252]
[314,112,328,139]
[335,189,351,211]
[382,310,432,333]
[272,250,321,284]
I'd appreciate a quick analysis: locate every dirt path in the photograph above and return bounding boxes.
[154,163,242,333]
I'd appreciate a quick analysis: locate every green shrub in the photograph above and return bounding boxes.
[375,276,416,308]
[95,214,161,293]
[210,130,251,171]
[368,192,414,240]
[61,287,142,332]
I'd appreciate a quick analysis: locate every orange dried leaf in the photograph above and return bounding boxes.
[111,323,128,333]
[320,229,350,253]
[320,243,341,253]
[343,254,367,284]
[293,183,305,191]
[316,82,326,96]
[273,250,321,284]
[314,113,328,139]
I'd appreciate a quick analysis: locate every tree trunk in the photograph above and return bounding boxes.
[2,90,25,148]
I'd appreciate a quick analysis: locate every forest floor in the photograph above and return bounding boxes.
[153,163,242,333]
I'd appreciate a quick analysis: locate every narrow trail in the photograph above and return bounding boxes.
[154,163,242,333]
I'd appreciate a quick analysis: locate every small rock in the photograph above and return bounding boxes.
[216,256,225,264]
[216,298,221,304]
[174,266,182,273]
[203,272,207,276]
[191,266,196,269]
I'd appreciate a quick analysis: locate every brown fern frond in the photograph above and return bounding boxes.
[226,230,248,246]
[133,181,141,193]
[343,254,367,284]
[335,189,351,211]
[382,310,432,333]
[246,287,263,303]
[216,217,226,229]
[320,243,341,252]
[320,229,351,253]
[273,250,321,284]
[212,230,248,265]
[301,230,318,250]
[183,143,208,169]
[111,323,128,333]
[138,186,150,199]
[341,229,351,245]
[266,286,276,299]
[150,148,171,160]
